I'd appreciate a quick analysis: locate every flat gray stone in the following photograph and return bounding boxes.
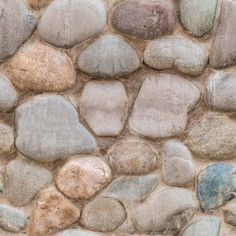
[54,228,102,236]
[0,123,14,157]
[15,95,97,162]
[77,35,141,77]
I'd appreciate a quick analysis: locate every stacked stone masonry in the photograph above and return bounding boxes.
[1,0,236,235]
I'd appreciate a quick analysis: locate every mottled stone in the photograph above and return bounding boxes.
[80,81,128,136]
[197,164,236,211]
[210,0,236,68]
[57,157,112,200]
[29,188,80,236]
[223,200,236,228]
[0,74,18,112]
[133,188,196,234]
[77,35,141,77]
[0,123,14,157]
[112,0,175,39]
[108,138,158,175]
[15,95,97,162]
[163,140,195,187]
[187,112,236,160]
[0,204,26,233]
[7,41,76,92]
[181,216,221,236]
[144,36,208,76]
[54,228,102,236]
[28,0,52,9]
[0,0,36,63]
[180,0,217,37]
[81,197,126,232]
[38,0,107,48]
[129,74,200,138]
[6,159,52,207]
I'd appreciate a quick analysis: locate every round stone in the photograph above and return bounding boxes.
[0,122,14,157]
[57,157,111,200]
[81,197,126,232]
[28,0,52,9]
[223,200,236,228]
[38,0,107,48]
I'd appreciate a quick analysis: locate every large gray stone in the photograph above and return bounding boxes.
[15,95,97,162]
[0,123,14,157]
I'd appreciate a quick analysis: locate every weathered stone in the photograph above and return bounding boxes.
[38,0,107,48]
[15,95,97,162]
[163,140,195,187]
[180,0,217,37]
[28,0,52,9]
[133,188,196,235]
[101,175,159,204]
[80,81,128,136]
[77,35,141,77]
[29,188,80,236]
[7,41,76,92]
[108,138,158,175]
[129,74,200,138]
[112,0,175,39]
[144,36,208,76]
[223,200,236,228]
[6,159,52,207]
[54,228,102,236]
[57,157,112,200]
[197,163,236,211]
[0,0,36,63]
[0,123,14,157]
[210,0,236,68]
[181,216,221,236]
[0,204,26,233]
[81,197,126,232]
[187,112,236,160]
[0,74,18,112]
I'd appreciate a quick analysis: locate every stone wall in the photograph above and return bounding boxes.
[0,0,236,235]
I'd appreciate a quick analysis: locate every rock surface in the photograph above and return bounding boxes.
[38,0,107,48]
[223,200,236,228]
[77,35,141,77]
[112,0,176,39]
[0,123,14,157]
[54,228,102,236]
[28,0,52,9]
[129,74,200,138]
[15,95,97,162]
[7,41,76,92]
[80,81,128,136]
[6,159,52,207]
[57,157,112,200]
[187,112,236,160]
[144,36,208,76]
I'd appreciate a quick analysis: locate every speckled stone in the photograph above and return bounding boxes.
[0,123,14,157]
[223,200,236,228]
[28,0,52,9]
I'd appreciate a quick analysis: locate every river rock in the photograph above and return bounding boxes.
[28,0,52,9]
[0,123,14,157]
[54,228,102,236]
[223,200,236,228]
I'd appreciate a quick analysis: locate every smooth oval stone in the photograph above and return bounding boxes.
[38,0,107,48]
[112,0,176,39]
[223,200,236,228]
[187,112,236,160]
[15,95,97,162]
[180,0,217,37]
[28,0,52,9]
[0,123,14,157]
[197,163,236,211]
[144,36,208,76]
[0,74,18,112]
[0,0,36,63]
[77,35,141,77]
[54,228,102,236]
[7,41,76,92]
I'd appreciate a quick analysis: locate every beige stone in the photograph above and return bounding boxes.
[28,0,52,9]
[0,123,14,157]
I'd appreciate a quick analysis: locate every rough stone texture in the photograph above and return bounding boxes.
[77,35,141,78]
[132,188,196,235]
[223,200,236,228]
[29,188,80,236]
[54,228,102,236]
[5,159,52,207]
[7,41,76,92]
[111,0,176,40]
[179,0,217,37]
[0,123,14,157]
[163,140,195,187]
[28,0,52,9]
[15,95,97,162]
[0,74,18,112]
[80,81,128,136]
[56,157,112,200]
[181,216,221,236]
[129,74,200,138]
[144,36,208,76]
[187,112,236,160]
[0,0,36,63]
[38,0,107,48]
[81,197,126,232]
[108,138,158,175]
[197,163,236,211]
[210,0,236,68]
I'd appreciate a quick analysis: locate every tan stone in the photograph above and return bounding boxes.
[0,122,14,157]
[28,0,52,9]
[56,157,112,200]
